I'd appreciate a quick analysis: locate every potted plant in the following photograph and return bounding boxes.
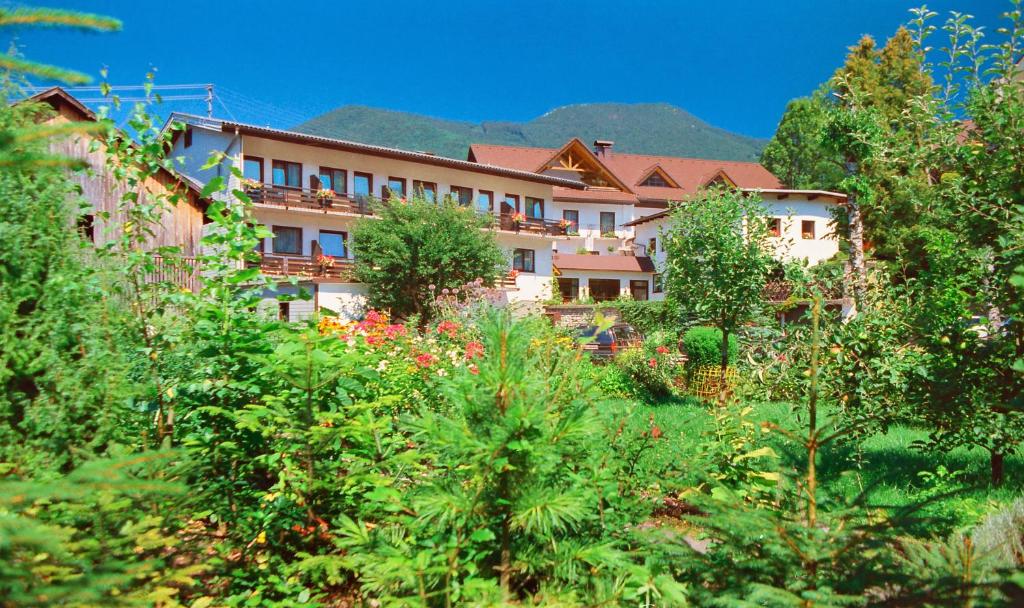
[316,188,336,207]
[509,211,526,232]
[558,218,575,235]
[242,178,262,190]
[316,254,335,274]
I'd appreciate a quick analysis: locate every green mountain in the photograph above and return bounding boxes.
[294,102,766,162]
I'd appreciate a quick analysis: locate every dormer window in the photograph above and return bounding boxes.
[641,173,668,187]
[637,166,678,188]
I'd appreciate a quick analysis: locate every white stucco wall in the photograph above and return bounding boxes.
[318,283,369,320]
[764,199,840,265]
[169,123,238,195]
[238,136,556,217]
[630,196,841,269]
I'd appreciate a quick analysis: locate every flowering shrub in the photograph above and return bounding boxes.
[319,310,483,410]
[607,346,679,400]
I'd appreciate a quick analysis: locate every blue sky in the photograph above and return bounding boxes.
[9,0,1011,138]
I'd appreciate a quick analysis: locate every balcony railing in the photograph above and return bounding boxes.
[247,254,355,280]
[245,185,373,216]
[496,214,568,236]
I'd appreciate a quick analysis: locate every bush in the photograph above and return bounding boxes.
[601,299,687,339]
[683,326,738,369]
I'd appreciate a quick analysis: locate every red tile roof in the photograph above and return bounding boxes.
[469,143,784,202]
[551,186,638,204]
[553,254,655,273]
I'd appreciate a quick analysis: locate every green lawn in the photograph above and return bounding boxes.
[629,396,1024,535]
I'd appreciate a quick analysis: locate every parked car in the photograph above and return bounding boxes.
[577,323,643,359]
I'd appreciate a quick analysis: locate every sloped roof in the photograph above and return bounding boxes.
[468,143,783,202]
[170,113,585,189]
[22,86,96,120]
[622,187,848,227]
[553,253,655,273]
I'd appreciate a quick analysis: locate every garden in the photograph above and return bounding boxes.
[2,3,1024,607]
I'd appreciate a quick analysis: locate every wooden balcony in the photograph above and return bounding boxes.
[247,254,355,281]
[496,214,568,236]
[245,185,373,216]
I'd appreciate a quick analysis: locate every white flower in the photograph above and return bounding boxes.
[436,368,448,377]
[376,360,389,371]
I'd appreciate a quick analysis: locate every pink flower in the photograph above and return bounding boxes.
[365,335,383,346]
[384,324,407,339]
[415,353,437,368]
[465,341,485,360]
[648,358,658,368]
[365,310,383,325]
[656,346,670,355]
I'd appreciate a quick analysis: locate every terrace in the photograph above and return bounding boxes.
[245,185,373,216]
[247,254,356,281]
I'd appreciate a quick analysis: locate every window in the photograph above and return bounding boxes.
[477,190,494,212]
[272,225,302,255]
[630,280,649,301]
[600,212,616,235]
[318,166,347,195]
[512,248,535,273]
[78,214,95,243]
[413,180,437,203]
[319,230,347,258]
[647,237,657,256]
[801,220,815,239]
[385,176,406,200]
[243,156,264,182]
[504,194,520,213]
[557,277,579,303]
[562,209,579,234]
[653,273,664,294]
[272,160,302,188]
[525,196,544,219]
[278,302,290,321]
[589,278,620,302]
[768,218,781,237]
[641,172,668,187]
[450,185,473,206]
[353,172,373,202]
[184,126,193,148]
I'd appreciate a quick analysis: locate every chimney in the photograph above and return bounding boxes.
[593,139,614,158]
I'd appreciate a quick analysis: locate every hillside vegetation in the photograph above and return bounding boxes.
[295,102,767,161]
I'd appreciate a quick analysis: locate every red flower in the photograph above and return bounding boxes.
[365,335,383,346]
[650,424,663,439]
[364,310,383,325]
[648,358,658,368]
[656,345,670,354]
[468,364,479,375]
[437,320,460,337]
[415,353,437,368]
[465,341,485,360]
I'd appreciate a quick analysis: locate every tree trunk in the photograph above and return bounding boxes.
[991,451,1004,486]
[845,161,867,312]
[718,326,730,405]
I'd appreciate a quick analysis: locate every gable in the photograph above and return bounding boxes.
[636,165,679,188]
[536,138,633,192]
[702,170,737,188]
